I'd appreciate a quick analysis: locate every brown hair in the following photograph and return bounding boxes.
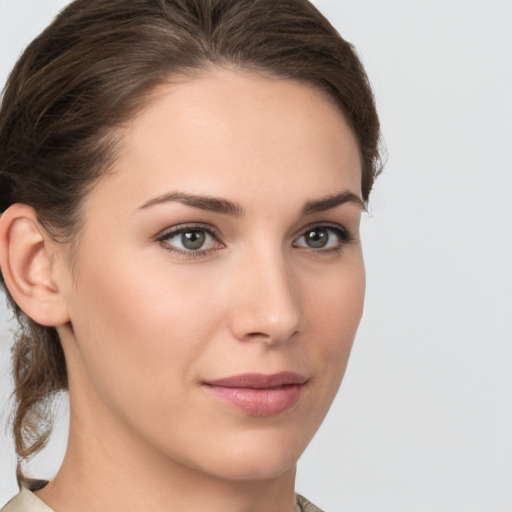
[0,0,382,472]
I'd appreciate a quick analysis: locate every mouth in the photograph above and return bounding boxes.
[202,372,308,417]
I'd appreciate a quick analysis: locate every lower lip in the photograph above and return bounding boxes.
[203,383,305,417]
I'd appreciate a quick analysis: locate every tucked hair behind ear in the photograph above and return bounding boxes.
[0,0,382,475]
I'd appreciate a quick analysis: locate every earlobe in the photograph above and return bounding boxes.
[0,204,70,326]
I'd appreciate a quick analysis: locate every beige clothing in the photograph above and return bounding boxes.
[1,488,52,512]
[1,486,325,512]
[295,494,325,512]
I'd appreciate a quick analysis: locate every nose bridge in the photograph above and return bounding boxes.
[228,243,301,343]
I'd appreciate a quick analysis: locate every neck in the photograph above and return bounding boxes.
[36,386,298,512]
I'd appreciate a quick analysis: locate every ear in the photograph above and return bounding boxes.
[0,204,70,326]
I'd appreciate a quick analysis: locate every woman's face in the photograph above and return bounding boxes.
[57,68,365,481]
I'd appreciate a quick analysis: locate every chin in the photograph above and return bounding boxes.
[210,452,299,482]
[192,425,312,482]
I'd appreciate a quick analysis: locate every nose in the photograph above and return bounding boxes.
[227,252,301,345]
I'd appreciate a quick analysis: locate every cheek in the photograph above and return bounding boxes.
[303,253,365,361]
[297,251,365,420]
[66,251,227,400]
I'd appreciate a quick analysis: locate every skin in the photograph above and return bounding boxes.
[27,68,365,512]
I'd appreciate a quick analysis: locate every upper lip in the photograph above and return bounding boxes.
[204,372,308,389]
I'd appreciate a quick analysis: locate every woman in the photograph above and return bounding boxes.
[0,0,381,511]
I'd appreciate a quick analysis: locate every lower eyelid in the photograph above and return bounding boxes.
[155,224,224,258]
[292,225,355,251]
[156,224,353,254]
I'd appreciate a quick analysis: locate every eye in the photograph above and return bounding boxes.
[293,224,353,251]
[156,225,222,254]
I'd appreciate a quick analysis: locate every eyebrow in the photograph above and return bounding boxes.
[301,191,365,215]
[138,189,364,216]
[138,191,245,216]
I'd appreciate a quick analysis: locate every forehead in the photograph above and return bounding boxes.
[90,68,362,214]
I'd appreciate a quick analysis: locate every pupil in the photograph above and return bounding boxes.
[182,230,205,250]
[306,229,328,248]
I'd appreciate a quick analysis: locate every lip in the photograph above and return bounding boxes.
[203,372,308,417]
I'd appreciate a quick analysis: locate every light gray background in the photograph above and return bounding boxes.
[1,1,511,510]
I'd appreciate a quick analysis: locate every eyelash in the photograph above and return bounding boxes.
[155,222,355,259]
[156,223,223,259]
[293,222,355,254]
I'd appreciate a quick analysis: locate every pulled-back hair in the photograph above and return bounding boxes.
[0,0,382,471]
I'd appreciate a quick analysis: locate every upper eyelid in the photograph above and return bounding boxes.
[154,221,352,247]
[155,223,221,240]
[155,225,223,257]
[293,221,349,238]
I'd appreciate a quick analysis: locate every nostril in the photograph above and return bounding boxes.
[245,331,270,339]
[241,328,299,345]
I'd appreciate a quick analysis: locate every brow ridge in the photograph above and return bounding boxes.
[301,191,365,215]
[139,192,245,216]
[138,189,363,217]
